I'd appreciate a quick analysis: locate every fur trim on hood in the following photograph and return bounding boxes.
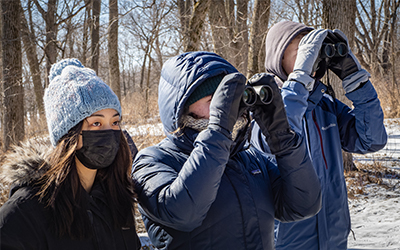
[0,138,52,192]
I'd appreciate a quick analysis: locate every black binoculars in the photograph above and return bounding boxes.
[320,42,348,58]
[241,85,273,106]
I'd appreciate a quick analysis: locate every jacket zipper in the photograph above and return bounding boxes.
[312,110,328,169]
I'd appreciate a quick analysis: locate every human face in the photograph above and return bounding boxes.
[282,35,303,75]
[77,108,121,149]
[188,95,212,119]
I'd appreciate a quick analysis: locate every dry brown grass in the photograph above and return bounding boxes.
[345,160,400,199]
[372,75,400,118]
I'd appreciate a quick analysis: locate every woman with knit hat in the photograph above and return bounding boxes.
[0,59,141,249]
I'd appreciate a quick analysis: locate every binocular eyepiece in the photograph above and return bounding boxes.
[241,85,273,106]
[320,42,348,59]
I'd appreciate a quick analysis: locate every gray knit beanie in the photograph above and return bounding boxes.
[44,58,121,146]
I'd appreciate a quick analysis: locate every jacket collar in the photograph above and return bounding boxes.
[307,81,327,112]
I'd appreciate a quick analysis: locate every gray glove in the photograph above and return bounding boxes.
[288,29,328,91]
[208,73,246,138]
[328,29,370,93]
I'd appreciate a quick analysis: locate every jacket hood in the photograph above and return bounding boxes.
[158,51,238,139]
[264,20,313,85]
[0,139,51,195]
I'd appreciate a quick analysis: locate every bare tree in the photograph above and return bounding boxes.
[355,0,397,76]
[81,0,91,65]
[1,0,24,151]
[32,0,57,87]
[208,0,249,73]
[122,0,174,116]
[234,0,249,73]
[91,0,101,73]
[178,0,192,39]
[388,0,400,117]
[184,0,211,51]
[20,0,43,116]
[108,0,121,99]
[248,0,270,78]
[208,0,229,57]
[323,0,357,171]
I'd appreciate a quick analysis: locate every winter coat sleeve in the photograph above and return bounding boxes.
[251,80,321,222]
[339,80,387,153]
[280,80,309,135]
[132,128,233,232]
[265,131,321,222]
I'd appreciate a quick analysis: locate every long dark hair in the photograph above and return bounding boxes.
[37,121,136,239]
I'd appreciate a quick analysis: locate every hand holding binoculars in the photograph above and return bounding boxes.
[320,42,348,59]
[241,73,276,107]
[319,32,348,59]
[241,85,273,106]
[313,31,349,79]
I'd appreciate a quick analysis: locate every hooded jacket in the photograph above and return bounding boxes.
[0,139,140,250]
[132,51,321,250]
[252,20,387,250]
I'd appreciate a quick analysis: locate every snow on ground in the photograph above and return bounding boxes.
[129,119,400,250]
[125,123,164,137]
[349,119,400,250]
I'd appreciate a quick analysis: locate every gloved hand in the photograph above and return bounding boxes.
[208,73,246,138]
[248,73,297,154]
[288,29,328,91]
[328,29,370,93]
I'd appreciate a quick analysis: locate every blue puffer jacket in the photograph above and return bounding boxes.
[132,51,321,249]
[252,80,387,249]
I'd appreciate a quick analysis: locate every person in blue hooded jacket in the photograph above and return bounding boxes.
[251,21,388,250]
[131,51,321,249]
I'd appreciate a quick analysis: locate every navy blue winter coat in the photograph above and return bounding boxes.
[132,51,321,250]
[253,20,388,250]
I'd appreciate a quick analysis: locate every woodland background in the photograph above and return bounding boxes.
[0,0,399,204]
[0,0,399,151]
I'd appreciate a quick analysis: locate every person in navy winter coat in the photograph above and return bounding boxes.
[131,51,322,249]
[251,21,388,250]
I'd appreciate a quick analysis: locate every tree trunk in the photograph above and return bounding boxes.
[183,0,210,52]
[145,54,152,118]
[91,0,101,73]
[322,0,357,171]
[208,0,229,56]
[247,0,270,78]
[234,0,249,73]
[20,3,44,116]
[178,0,192,38]
[390,1,400,117]
[32,0,57,87]
[81,0,91,65]
[108,0,120,100]
[1,0,24,151]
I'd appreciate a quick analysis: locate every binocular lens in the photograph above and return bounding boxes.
[323,44,335,58]
[259,88,266,102]
[257,85,273,104]
[335,42,348,57]
[241,85,273,106]
[242,87,257,106]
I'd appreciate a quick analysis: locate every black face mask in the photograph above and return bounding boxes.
[76,130,121,170]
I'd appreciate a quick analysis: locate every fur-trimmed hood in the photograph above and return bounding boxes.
[0,139,52,195]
